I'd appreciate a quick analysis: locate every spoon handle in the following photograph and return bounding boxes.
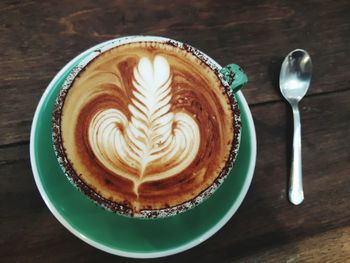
[289,104,304,205]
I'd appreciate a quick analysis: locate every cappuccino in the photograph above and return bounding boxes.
[53,40,240,217]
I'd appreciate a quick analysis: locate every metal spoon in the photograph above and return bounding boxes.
[279,49,312,205]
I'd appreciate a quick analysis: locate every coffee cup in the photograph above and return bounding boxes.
[52,36,247,218]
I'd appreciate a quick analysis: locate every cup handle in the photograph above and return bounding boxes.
[220,64,248,93]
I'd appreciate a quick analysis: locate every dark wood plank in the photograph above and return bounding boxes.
[232,226,350,263]
[1,0,350,145]
[1,89,349,262]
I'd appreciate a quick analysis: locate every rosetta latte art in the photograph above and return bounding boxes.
[88,56,200,193]
[55,41,238,216]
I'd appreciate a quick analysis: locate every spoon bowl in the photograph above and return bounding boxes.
[280,49,312,103]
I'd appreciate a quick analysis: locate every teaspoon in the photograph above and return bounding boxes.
[279,49,312,205]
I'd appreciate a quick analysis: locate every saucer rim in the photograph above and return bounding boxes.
[30,36,257,258]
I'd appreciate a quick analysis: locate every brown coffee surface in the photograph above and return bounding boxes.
[59,42,235,214]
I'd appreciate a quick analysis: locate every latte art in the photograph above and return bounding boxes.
[54,41,239,217]
[88,56,200,193]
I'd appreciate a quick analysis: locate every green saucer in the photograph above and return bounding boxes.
[30,40,256,258]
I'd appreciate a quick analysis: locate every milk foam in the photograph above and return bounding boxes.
[88,55,200,193]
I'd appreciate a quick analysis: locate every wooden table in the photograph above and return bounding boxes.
[1,1,349,262]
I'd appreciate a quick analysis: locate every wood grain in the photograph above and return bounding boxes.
[1,0,350,145]
[1,89,349,262]
[234,226,350,263]
[1,0,350,261]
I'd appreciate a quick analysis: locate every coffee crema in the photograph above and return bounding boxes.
[53,41,240,217]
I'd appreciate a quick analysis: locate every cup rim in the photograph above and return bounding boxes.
[51,35,242,218]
